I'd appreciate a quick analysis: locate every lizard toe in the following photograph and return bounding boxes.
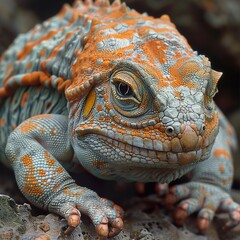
[220,199,240,229]
[164,185,190,208]
[65,209,81,235]
[82,197,124,237]
[96,217,109,237]
[108,217,124,237]
[196,208,215,231]
[173,198,201,226]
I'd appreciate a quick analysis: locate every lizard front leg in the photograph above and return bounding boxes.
[5,114,123,237]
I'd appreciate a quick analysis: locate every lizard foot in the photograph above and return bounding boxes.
[162,182,240,231]
[49,186,124,238]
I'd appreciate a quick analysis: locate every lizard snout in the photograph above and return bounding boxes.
[179,125,200,152]
[166,123,205,152]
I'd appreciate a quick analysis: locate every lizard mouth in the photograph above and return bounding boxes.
[99,136,213,166]
[76,127,214,166]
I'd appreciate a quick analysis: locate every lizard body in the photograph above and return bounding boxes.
[0,0,239,237]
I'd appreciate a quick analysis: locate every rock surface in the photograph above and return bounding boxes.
[0,193,240,240]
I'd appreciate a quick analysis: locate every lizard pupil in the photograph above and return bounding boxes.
[117,82,132,96]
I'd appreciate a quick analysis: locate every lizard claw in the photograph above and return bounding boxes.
[172,203,189,226]
[196,217,210,231]
[64,209,81,235]
[96,214,124,238]
[96,217,109,237]
[108,217,124,237]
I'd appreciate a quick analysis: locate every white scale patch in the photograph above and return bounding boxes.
[97,37,131,51]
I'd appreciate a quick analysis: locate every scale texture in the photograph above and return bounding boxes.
[0,0,239,238]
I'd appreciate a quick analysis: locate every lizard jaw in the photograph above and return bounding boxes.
[76,126,214,166]
[73,134,213,182]
[101,136,213,166]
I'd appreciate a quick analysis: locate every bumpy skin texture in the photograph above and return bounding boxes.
[0,0,239,237]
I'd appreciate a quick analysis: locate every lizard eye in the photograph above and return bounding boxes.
[110,70,148,117]
[116,82,133,97]
[111,71,141,105]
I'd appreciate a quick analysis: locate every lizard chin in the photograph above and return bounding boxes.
[73,134,214,182]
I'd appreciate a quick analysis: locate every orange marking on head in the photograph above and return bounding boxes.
[105,116,111,122]
[214,149,231,160]
[97,104,102,112]
[173,91,182,100]
[18,122,39,133]
[44,151,56,167]
[53,184,60,191]
[20,92,29,107]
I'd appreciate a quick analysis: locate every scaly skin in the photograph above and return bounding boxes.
[0,0,239,237]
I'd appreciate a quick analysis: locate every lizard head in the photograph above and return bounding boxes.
[66,1,221,182]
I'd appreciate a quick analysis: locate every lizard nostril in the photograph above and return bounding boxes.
[166,126,175,136]
[202,124,206,132]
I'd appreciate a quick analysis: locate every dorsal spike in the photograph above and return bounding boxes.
[103,0,110,7]
[112,0,121,7]
[84,0,93,6]
[73,0,83,8]
[119,2,127,13]
[160,14,171,22]
[94,0,110,7]
[206,69,222,97]
[211,70,222,85]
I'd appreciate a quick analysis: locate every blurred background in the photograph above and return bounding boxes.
[0,0,240,200]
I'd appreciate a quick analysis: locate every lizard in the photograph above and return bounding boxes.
[0,0,239,238]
